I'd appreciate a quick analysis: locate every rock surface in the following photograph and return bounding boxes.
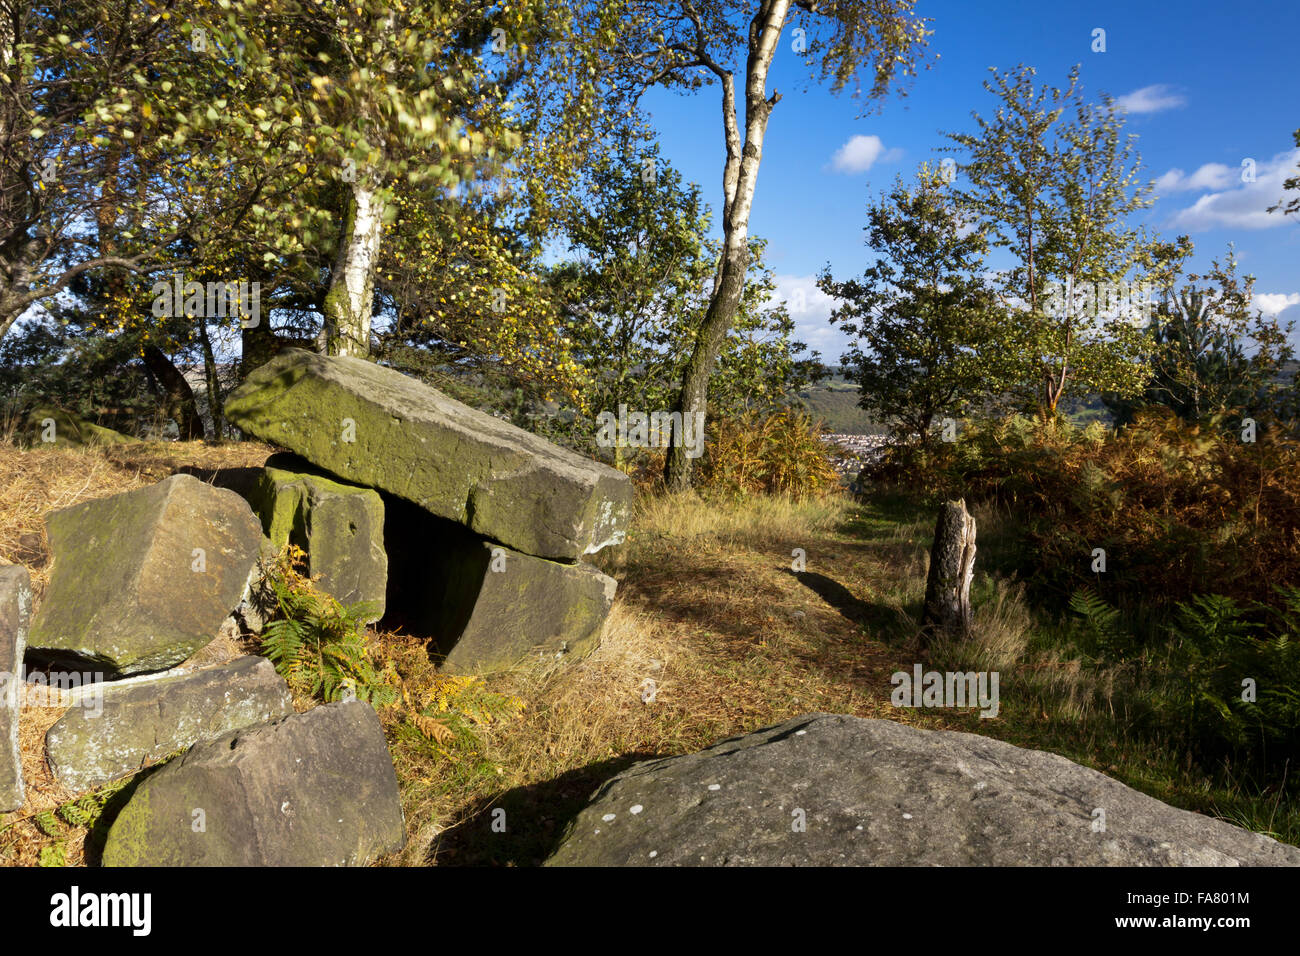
[46,656,294,792]
[224,349,632,560]
[243,457,387,621]
[1,565,32,810]
[27,474,263,676]
[546,713,1300,867]
[101,701,405,867]
[434,540,616,673]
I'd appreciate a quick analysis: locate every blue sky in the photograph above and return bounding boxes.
[635,0,1300,364]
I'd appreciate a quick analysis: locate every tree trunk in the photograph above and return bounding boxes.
[198,316,225,441]
[142,346,205,440]
[921,498,977,639]
[322,179,385,358]
[663,0,789,491]
[0,10,31,345]
[664,246,748,489]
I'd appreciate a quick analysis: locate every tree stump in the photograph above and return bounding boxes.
[922,498,976,639]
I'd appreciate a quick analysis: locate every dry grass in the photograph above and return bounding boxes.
[4,703,75,866]
[408,489,960,866]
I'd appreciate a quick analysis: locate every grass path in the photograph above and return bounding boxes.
[416,491,994,865]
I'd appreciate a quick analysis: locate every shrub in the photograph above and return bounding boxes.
[1069,587,1300,778]
[881,410,1300,613]
[259,546,524,763]
[695,407,842,500]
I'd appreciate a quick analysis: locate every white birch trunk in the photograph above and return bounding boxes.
[323,180,385,357]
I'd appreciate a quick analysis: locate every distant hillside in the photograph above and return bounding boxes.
[795,377,887,435]
[797,374,1117,434]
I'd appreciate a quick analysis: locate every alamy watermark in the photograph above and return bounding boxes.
[891,664,1000,718]
[50,886,151,936]
[2,666,107,718]
[595,404,706,459]
[1041,279,1156,325]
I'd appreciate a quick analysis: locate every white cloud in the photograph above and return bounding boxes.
[1167,149,1300,231]
[1154,163,1236,193]
[769,274,850,357]
[829,135,901,174]
[1115,84,1186,115]
[1254,292,1300,316]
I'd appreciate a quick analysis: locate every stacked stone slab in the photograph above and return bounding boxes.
[226,349,632,672]
[26,474,264,676]
[243,455,387,622]
[435,540,616,672]
[1,565,31,810]
[11,468,406,865]
[46,656,294,791]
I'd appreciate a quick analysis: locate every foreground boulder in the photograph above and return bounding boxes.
[27,475,263,676]
[546,714,1300,867]
[1,565,31,810]
[46,656,294,792]
[434,540,616,673]
[102,701,405,866]
[225,349,632,560]
[243,457,387,621]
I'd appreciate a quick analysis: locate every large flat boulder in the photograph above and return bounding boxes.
[46,656,294,792]
[27,475,263,676]
[546,714,1300,867]
[1,565,31,810]
[101,701,405,867]
[224,349,632,560]
[434,540,616,673]
[243,456,386,622]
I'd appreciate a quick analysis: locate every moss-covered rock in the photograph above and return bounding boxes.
[224,349,632,560]
[46,656,293,792]
[27,475,263,676]
[243,456,386,622]
[433,539,616,673]
[1,565,31,810]
[23,405,134,448]
[101,701,405,867]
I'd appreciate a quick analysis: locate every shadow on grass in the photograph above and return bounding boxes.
[789,569,870,622]
[429,753,653,866]
[788,569,917,644]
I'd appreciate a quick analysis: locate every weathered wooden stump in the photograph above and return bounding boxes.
[922,498,976,639]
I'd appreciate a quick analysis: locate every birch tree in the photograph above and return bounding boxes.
[606,0,929,490]
[233,1,503,358]
[946,65,1159,419]
[233,1,632,359]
